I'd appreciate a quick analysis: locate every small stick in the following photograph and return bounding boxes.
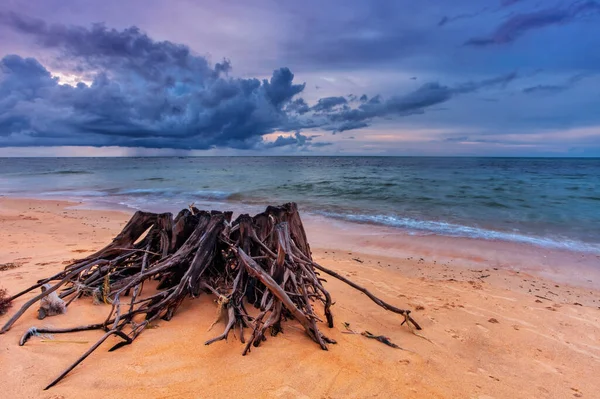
[40,340,89,344]
[45,329,130,390]
[305,258,422,330]
[362,331,402,349]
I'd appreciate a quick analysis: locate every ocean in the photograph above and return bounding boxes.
[1,156,599,254]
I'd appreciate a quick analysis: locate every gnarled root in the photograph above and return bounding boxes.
[1,202,421,389]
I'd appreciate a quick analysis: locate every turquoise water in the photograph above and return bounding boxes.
[1,157,599,253]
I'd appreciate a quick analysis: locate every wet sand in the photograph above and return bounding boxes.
[0,197,599,399]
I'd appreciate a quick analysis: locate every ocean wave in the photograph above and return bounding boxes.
[115,187,233,200]
[582,196,600,201]
[315,211,600,254]
[44,170,94,175]
[141,177,167,182]
[117,188,177,195]
[193,190,232,200]
[40,190,106,197]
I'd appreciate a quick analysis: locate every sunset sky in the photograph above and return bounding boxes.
[0,0,599,156]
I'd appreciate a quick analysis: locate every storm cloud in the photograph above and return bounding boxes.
[0,53,311,149]
[323,72,517,131]
[0,13,529,149]
[265,132,331,149]
[311,96,348,112]
[0,13,318,149]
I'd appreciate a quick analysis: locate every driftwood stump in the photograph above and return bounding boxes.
[0,203,420,389]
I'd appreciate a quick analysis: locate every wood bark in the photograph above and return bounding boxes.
[0,203,421,389]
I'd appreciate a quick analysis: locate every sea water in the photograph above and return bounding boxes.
[1,156,599,254]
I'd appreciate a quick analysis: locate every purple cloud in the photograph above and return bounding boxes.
[0,12,524,149]
[465,1,600,46]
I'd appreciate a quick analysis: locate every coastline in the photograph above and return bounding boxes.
[6,192,600,290]
[1,197,599,398]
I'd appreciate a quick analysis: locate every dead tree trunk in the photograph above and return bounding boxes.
[0,203,420,389]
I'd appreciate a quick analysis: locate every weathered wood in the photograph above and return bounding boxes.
[44,329,130,390]
[307,258,422,330]
[1,202,421,389]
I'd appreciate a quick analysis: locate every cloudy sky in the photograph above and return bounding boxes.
[0,0,599,156]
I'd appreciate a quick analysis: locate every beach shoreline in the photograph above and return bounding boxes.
[2,156,599,260]
[1,197,599,398]
[5,193,599,291]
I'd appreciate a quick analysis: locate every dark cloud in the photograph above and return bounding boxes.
[522,72,592,95]
[0,11,220,83]
[324,72,517,132]
[265,132,330,148]
[0,14,317,149]
[335,121,369,132]
[310,142,333,147]
[285,98,310,114]
[0,50,311,149]
[263,68,305,107]
[437,0,530,28]
[267,132,307,147]
[453,71,517,93]
[437,7,489,27]
[500,0,527,7]
[522,84,566,94]
[312,96,348,112]
[465,1,600,46]
[0,13,528,149]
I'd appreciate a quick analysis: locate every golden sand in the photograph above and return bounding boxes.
[0,198,598,398]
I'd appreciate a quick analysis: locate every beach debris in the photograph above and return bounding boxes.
[571,387,583,398]
[19,327,59,344]
[37,284,67,320]
[0,288,12,315]
[0,262,23,271]
[352,257,364,263]
[488,318,499,324]
[342,322,404,349]
[342,322,360,334]
[362,331,402,349]
[0,203,421,390]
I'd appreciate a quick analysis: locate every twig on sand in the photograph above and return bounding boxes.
[343,322,417,351]
[361,331,402,349]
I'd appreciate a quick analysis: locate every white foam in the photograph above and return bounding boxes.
[315,211,600,254]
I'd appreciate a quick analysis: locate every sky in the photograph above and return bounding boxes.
[0,0,599,156]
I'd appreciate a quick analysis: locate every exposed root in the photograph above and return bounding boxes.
[1,203,421,389]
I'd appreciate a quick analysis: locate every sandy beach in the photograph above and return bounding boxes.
[1,197,599,399]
